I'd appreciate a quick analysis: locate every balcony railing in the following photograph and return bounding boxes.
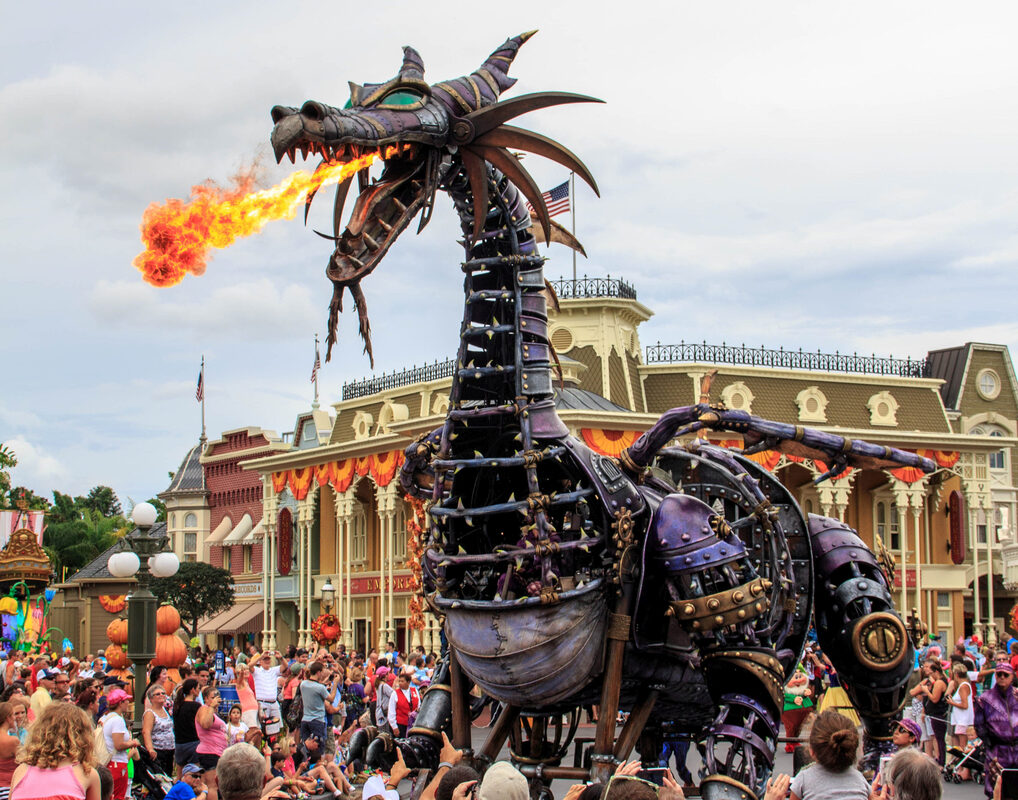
[645,340,930,378]
[549,275,637,300]
[342,359,456,400]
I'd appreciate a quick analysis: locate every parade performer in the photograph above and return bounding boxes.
[974,662,1018,797]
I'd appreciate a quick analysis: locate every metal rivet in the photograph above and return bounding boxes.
[755,602,764,612]
[737,610,746,619]
[684,604,696,616]
[857,581,868,590]
[707,598,720,610]
[681,533,691,542]
[684,557,693,565]
[703,553,711,560]
[714,615,724,625]
[733,591,745,602]
[692,621,701,629]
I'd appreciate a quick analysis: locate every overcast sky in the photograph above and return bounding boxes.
[3,1,1018,507]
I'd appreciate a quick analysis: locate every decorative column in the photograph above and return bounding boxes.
[262,477,278,651]
[378,484,399,648]
[377,487,388,653]
[985,502,997,647]
[333,489,350,649]
[889,477,910,614]
[345,489,354,650]
[295,494,315,649]
[307,490,314,650]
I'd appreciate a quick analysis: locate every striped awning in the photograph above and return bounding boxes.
[206,517,233,546]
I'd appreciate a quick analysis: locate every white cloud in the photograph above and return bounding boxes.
[0,406,44,431]
[4,437,68,490]
[88,278,319,341]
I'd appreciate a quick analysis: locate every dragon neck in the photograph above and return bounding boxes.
[443,165,556,412]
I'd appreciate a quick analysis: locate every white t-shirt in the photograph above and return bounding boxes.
[226,721,249,746]
[102,713,129,764]
[252,665,280,701]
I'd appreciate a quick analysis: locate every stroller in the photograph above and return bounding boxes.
[944,737,985,785]
[130,750,175,799]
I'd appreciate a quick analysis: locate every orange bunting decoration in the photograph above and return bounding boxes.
[98,595,127,614]
[271,450,405,499]
[133,151,391,287]
[580,429,640,458]
[406,496,427,631]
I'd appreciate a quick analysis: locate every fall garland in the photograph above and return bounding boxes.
[1010,602,1018,636]
[406,496,427,631]
[310,613,342,644]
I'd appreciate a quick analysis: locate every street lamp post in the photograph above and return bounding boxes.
[108,502,179,737]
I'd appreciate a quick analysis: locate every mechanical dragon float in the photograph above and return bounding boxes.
[270,33,932,799]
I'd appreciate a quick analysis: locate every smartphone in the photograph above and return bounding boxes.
[1002,769,1018,800]
[637,768,669,786]
[878,754,893,782]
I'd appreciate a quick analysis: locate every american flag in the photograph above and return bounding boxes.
[311,350,321,384]
[526,180,570,219]
[195,369,204,402]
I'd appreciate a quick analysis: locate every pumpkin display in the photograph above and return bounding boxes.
[156,605,181,635]
[105,643,129,669]
[106,618,128,645]
[152,633,187,668]
[310,613,341,645]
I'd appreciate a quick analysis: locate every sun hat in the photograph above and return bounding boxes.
[108,688,132,706]
[362,775,399,800]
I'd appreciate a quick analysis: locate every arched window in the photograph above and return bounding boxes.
[351,507,368,564]
[393,503,408,561]
[972,424,1008,472]
[184,513,197,528]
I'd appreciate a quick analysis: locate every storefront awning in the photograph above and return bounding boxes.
[222,514,253,545]
[243,519,263,545]
[197,605,240,633]
[206,517,233,546]
[198,603,263,635]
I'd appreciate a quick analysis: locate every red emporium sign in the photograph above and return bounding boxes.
[277,507,292,576]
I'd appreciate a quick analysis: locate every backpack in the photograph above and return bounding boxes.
[94,715,112,766]
[342,686,366,719]
[284,684,304,730]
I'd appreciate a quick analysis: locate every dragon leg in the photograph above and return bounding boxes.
[807,515,913,773]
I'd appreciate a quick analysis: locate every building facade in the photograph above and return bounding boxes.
[235,279,1018,652]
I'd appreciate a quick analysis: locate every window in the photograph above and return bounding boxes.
[223,548,232,571]
[351,508,368,563]
[937,592,951,608]
[184,512,197,528]
[393,503,408,561]
[977,524,987,545]
[243,545,252,573]
[989,430,1006,470]
[184,532,197,562]
[876,500,900,551]
[977,369,1001,400]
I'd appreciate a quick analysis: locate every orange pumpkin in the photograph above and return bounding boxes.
[105,644,129,669]
[106,619,128,645]
[156,605,181,636]
[152,634,187,668]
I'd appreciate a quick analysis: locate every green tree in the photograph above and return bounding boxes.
[0,444,16,502]
[151,561,234,638]
[43,506,125,579]
[5,486,50,511]
[82,485,122,518]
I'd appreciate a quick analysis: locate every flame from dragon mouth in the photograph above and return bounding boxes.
[131,146,409,288]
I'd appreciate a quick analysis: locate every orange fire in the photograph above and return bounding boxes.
[133,149,394,287]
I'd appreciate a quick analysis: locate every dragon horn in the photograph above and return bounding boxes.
[400,46,425,81]
[479,31,538,93]
[460,149,489,243]
[473,125,600,196]
[468,144,551,241]
[466,92,604,138]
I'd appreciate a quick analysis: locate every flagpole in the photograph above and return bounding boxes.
[313,334,320,409]
[200,355,206,445]
[570,171,577,282]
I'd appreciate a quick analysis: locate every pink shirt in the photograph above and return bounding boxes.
[11,764,86,800]
[195,712,228,756]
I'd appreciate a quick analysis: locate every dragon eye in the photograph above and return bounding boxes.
[380,90,423,106]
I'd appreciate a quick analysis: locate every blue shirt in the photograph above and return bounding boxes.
[165,782,197,800]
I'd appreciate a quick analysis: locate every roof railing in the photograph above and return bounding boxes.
[645,340,930,378]
[549,275,637,300]
[342,359,457,400]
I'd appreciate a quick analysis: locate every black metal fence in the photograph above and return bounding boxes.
[342,359,457,400]
[549,275,637,300]
[644,341,929,378]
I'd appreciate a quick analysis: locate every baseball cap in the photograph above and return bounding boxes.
[375,666,389,677]
[182,764,204,776]
[478,761,528,800]
[108,688,132,705]
[43,668,62,680]
[103,676,126,687]
[896,719,922,741]
[996,662,1015,675]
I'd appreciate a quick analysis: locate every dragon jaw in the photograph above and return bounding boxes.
[269,32,603,364]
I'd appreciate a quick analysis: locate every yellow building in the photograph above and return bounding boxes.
[243,278,1018,652]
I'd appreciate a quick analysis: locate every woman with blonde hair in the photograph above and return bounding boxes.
[232,665,259,730]
[195,687,228,800]
[9,703,101,800]
[946,661,974,780]
[0,701,20,800]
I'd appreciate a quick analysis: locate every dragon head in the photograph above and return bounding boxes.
[270,32,601,363]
